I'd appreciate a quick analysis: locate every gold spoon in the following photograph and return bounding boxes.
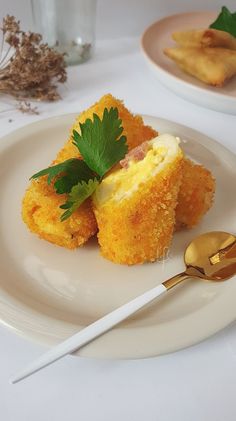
[10,231,236,384]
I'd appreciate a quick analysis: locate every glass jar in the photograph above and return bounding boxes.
[31,0,97,65]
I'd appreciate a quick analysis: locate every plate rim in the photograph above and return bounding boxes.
[0,113,236,359]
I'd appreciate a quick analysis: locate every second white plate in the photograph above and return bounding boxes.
[141,11,236,114]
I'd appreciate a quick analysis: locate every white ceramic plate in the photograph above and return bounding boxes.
[0,114,236,359]
[141,12,236,115]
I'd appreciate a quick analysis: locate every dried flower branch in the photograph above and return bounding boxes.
[0,15,67,102]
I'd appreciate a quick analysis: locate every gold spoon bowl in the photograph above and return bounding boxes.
[164,231,236,290]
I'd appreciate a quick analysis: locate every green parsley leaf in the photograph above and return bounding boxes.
[210,6,236,38]
[73,107,128,178]
[30,107,128,220]
[60,178,99,221]
[31,158,95,194]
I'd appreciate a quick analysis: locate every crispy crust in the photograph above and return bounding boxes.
[93,154,183,265]
[55,94,157,163]
[175,158,215,229]
[22,177,97,249]
[22,94,157,248]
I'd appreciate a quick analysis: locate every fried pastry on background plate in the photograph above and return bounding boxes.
[172,28,236,50]
[164,47,236,86]
[22,94,157,249]
[93,134,183,265]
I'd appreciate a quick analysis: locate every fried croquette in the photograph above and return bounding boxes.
[55,94,157,163]
[22,94,157,248]
[123,133,216,229]
[175,158,215,229]
[22,178,97,249]
[93,135,183,265]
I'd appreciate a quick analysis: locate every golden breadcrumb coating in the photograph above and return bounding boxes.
[55,93,157,163]
[93,137,183,265]
[22,94,157,249]
[175,158,215,229]
[22,177,97,249]
[121,123,215,230]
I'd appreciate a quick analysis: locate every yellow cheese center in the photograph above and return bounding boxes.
[94,134,181,205]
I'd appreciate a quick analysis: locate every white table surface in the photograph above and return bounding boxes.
[1,37,236,421]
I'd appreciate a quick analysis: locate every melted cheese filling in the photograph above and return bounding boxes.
[94,134,181,205]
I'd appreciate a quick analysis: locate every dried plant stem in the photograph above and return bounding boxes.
[0,33,5,59]
[0,15,67,110]
[0,44,12,67]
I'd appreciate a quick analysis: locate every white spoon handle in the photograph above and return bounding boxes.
[10,283,167,384]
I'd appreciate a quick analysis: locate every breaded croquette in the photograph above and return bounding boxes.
[22,178,97,249]
[175,158,215,229]
[93,135,183,265]
[55,94,157,163]
[22,94,157,249]
[123,131,215,229]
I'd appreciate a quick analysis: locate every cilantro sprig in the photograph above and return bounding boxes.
[31,158,96,194]
[60,179,99,221]
[210,6,236,38]
[73,107,127,177]
[31,107,128,221]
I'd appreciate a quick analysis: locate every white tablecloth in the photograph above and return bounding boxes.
[1,38,236,421]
